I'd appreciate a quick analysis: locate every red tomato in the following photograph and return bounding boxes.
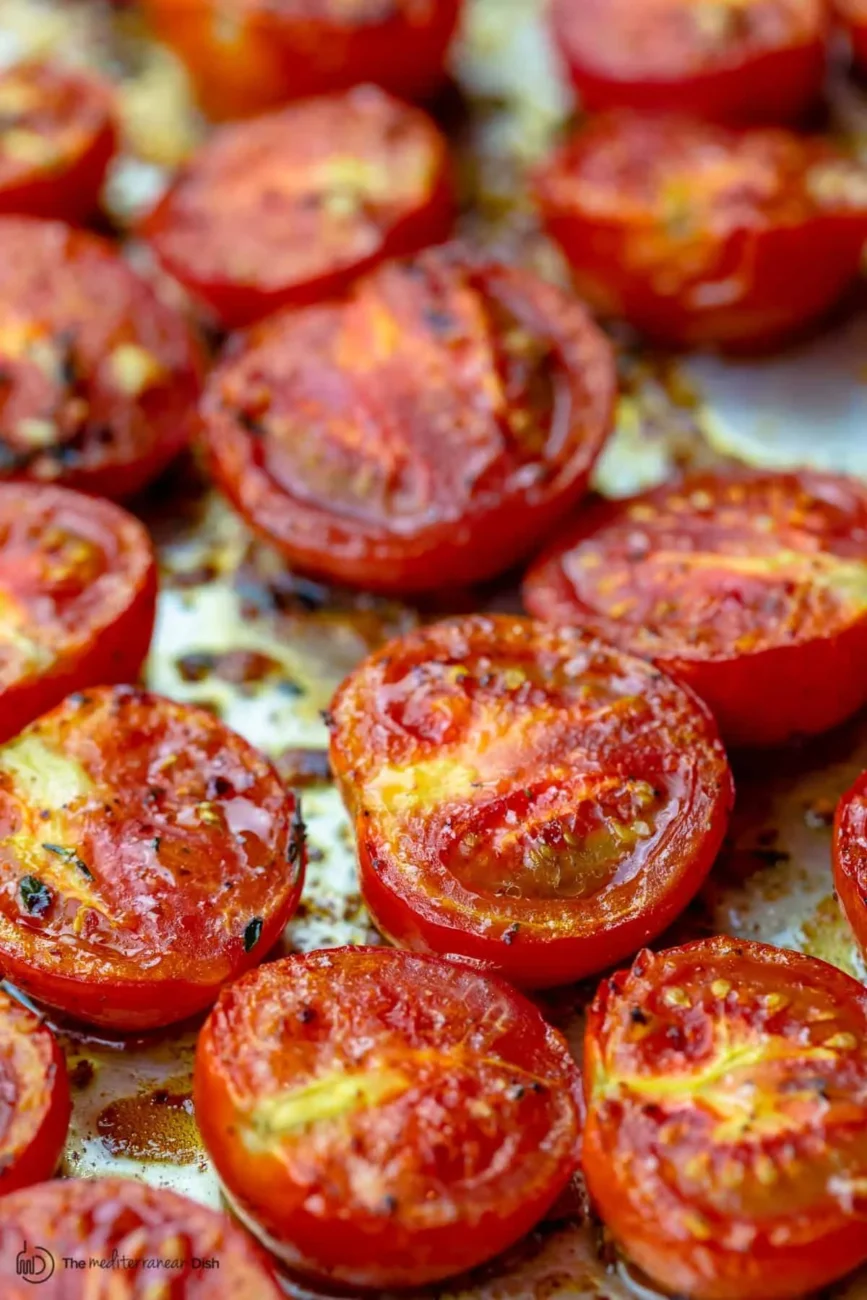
[834,769,867,957]
[143,87,454,329]
[0,1177,284,1296]
[0,989,70,1193]
[583,937,867,1300]
[0,218,204,500]
[534,111,867,349]
[0,61,117,223]
[524,471,867,747]
[550,0,829,123]
[836,0,867,67]
[203,247,616,594]
[0,484,157,745]
[141,0,462,120]
[195,946,583,1290]
[0,685,306,1031]
[328,615,733,988]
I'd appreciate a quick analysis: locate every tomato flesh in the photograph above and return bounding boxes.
[329,615,733,987]
[584,937,867,1300]
[0,685,306,1031]
[0,989,70,1193]
[834,770,867,959]
[195,946,583,1290]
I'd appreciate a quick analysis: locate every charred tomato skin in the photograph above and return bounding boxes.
[0,483,157,744]
[0,989,70,1193]
[329,615,733,988]
[550,0,829,124]
[202,247,617,595]
[834,770,867,956]
[194,946,583,1291]
[0,685,306,1031]
[583,937,867,1300]
[523,470,867,748]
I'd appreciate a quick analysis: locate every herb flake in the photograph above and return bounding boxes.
[244,917,264,952]
[20,875,52,916]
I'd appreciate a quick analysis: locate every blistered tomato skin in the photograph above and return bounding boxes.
[143,87,454,328]
[0,685,306,1031]
[584,938,867,1300]
[329,615,733,988]
[0,1178,285,1296]
[834,771,867,956]
[195,946,583,1291]
[550,0,828,124]
[0,218,204,500]
[0,989,70,1193]
[524,471,867,748]
[0,484,157,744]
[534,112,867,350]
[141,0,462,120]
[203,248,616,594]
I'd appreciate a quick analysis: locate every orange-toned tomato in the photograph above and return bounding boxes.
[143,87,454,329]
[0,218,204,500]
[534,111,867,349]
[0,484,157,745]
[0,1177,285,1295]
[195,946,583,1290]
[584,937,867,1300]
[524,471,867,748]
[0,989,70,1194]
[329,616,733,988]
[0,686,306,1031]
[141,0,462,120]
[550,0,829,123]
[0,61,117,223]
[834,770,867,957]
[203,248,616,594]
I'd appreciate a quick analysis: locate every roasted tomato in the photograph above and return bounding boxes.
[203,248,616,594]
[550,0,829,123]
[0,218,204,500]
[143,87,454,328]
[524,471,867,748]
[834,769,867,958]
[141,0,462,121]
[0,685,306,1031]
[836,0,867,69]
[0,1177,284,1295]
[195,946,583,1290]
[0,484,157,745]
[534,111,867,350]
[329,616,732,988]
[0,989,70,1193]
[584,937,867,1300]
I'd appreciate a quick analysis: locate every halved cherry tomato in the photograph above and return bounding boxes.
[0,484,157,745]
[329,615,733,988]
[203,247,616,594]
[0,1177,284,1295]
[0,989,70,1193]
[0,685,306,1031]
[584,937,867,1300]
[141,0,462,121]
[834,769,867,957]
[534,111,867,349]
[0,61,117,223]
[143,87,454,328]
[550,0,829,123]
[0,217,204,500]
[836,0,867,68]
[195,945,583,1291]
[523,471,867,747]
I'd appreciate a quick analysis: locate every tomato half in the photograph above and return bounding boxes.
[0,484,157,745]
[0,61,117,223]
[195,946,583,1290]
[534,111,867,350]
[203,247,616,594]
[524,471,867,748]
[0,1177,284,1296]
[0,218,204,500]
[550,0,829,123]
[0,989,70,1193]
[584,937,867,1300]
[329,615,733,988]
[834,770,867,958]
[141,0,462,121]
[0,685,306,1031]
[143,87,454,329]
[837,0,867,68]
